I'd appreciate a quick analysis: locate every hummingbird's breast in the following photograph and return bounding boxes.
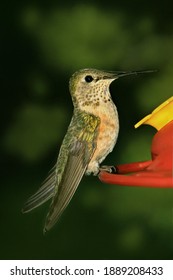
[86,101,119,175]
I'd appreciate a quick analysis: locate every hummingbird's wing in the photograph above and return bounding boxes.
[44,113,100,232]
[22,111,100,231]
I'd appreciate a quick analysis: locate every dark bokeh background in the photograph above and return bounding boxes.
[1,0,173,259]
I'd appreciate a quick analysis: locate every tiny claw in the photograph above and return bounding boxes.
[99,165,117,174]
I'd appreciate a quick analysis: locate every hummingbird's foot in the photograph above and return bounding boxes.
[99,165,117,174]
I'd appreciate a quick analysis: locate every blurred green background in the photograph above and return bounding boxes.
[1,0,173,260]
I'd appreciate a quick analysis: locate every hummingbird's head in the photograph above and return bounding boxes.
[69,68,119,109]
[69,68,156,109]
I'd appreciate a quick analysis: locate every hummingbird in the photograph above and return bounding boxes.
[22,68,155,232]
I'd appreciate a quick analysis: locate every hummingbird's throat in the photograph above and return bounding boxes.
[77,84,112,108]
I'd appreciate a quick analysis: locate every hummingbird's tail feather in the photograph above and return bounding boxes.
[22,167,56,213]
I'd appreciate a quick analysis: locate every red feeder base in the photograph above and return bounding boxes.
[99,121,173,188]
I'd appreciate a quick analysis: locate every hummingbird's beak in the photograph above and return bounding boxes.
[112,69,157,79]
[103,69,157,80]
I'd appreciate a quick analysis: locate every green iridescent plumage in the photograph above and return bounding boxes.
[23,109,100,231]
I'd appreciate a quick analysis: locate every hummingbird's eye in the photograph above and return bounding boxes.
[85,75,94,83]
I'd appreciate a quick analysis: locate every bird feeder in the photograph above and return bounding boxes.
[99,97,173,188]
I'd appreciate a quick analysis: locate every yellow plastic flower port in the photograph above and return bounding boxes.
[134,96,173,131]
